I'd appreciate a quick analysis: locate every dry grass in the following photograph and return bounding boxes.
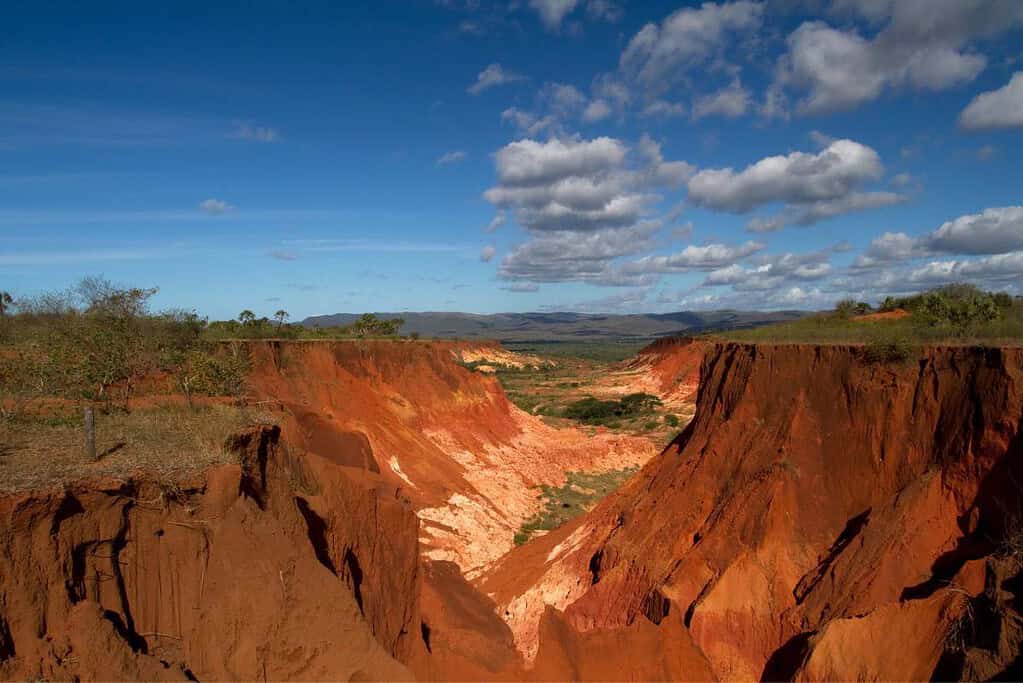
[0,404,273,494]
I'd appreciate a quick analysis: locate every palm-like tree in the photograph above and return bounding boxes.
[274,309,289,331]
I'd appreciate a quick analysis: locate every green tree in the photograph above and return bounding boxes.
[0,291,13,318]
[238,310,256,326]
[274,309,289,331]
[834,299,858,319]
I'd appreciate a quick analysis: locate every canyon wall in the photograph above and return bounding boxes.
[0,426,417,681]
[4,339,1022,681]
[484,343,1023,681]
[243,341,653,575]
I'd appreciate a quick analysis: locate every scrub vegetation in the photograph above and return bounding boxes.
[514,467,639,546]
[715,284,1023,349]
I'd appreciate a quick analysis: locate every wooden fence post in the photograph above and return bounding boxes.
[84,406,97,461]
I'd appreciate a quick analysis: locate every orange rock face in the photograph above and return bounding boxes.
[0,426,415,681]
[4,339,1023,681]
[245,341,655,575]
[484,343,1023,681]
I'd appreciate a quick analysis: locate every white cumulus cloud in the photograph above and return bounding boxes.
[959,72,1023,130]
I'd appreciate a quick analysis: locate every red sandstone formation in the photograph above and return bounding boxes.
[483,344,1023,681]
[3,339,1022,681]
[0,426,415,680]
[244,341,654,575]
[625,336,707,406]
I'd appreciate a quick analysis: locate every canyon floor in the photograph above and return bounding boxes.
[2,337,1023,681]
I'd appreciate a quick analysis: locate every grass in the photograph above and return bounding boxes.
[708,311,1023,348]
[0,403,269,494]
[492,352,688,441]
[514,467,639,545]
[503,340,651,362]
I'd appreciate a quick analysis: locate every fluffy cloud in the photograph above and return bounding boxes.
[926,206,1023,254]
[959,73,1023,130]
[688,139,898,230]
[491,137,627,188]
[622,240,764,274]
[746,191,906,233]
[467,63,526,95]
[437,150,467,165]
[480,245,496,262]
[619,1,763,97]
[530,0,579,30]
[773,3,1023,114]
[484,137,690,233]
[702,250,832,291]
[852,231,924,268]
[692,79,751,119]
[909,252,1023,285]
[854,206,1023,269]
[486,135,693,285]
[582,99,612,122]
[528,0,621,30]
[199,198,233,215]
[499,222,661,284]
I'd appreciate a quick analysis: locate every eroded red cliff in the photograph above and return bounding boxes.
[244,341,654,575]
[4,340,1022,681]
[0,425,417,681]
[483,343,1023,681]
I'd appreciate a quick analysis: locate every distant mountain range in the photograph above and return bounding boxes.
[301,310,808,342]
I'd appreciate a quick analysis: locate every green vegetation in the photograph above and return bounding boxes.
[563,392,662,426]
[504,340,650,362]
[0,278,249,418]
[514,467,639,545]
[205,310,405,340]
[713,285,1023,349]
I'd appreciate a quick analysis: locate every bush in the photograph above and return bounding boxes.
[664,414,680,427]
[863,337,914,364]
[643,420,660,431]
[563,392,662,426]
[914,285,1001,336]
[834,299,859,319]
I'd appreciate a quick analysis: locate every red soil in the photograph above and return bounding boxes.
[854,307,911,321]
[482,343,1023,680]
[4,339,1023,681]
[244,341,655,574]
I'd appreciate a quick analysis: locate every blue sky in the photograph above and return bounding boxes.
[2,0,1022,319]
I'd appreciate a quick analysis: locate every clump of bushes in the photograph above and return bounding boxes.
[563,392,662,426]
[880,284,1012,337]
[0,277,250,419]
[834,299,873,318]
[863,337,914,364]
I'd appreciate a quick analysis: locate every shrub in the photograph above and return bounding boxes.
[563,392,662,426]
[834,299,858,319]
[643,420,660,431]
[914,285,1001,336]
[863,337,914,364]
[664,414,680,427]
